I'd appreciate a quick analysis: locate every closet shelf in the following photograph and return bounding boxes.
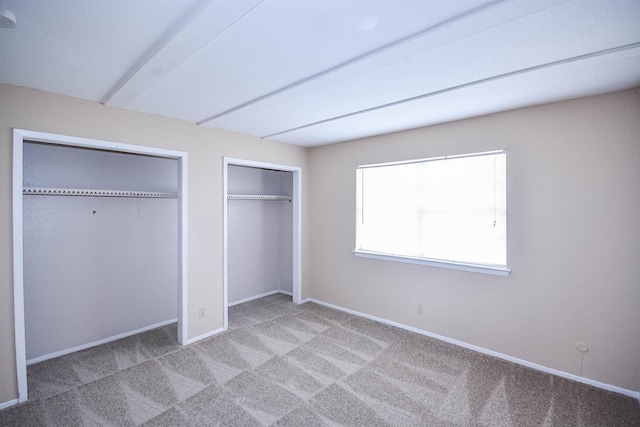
[23,187,178,199]
[228,194,291,202]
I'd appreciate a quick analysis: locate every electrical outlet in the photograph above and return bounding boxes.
[417,303,423,314]
[198,307,206,318]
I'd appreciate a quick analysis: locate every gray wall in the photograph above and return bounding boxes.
[228,165,293,303]
[23,142,178,360]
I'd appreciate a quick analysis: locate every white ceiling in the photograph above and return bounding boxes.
[1,0,639,147]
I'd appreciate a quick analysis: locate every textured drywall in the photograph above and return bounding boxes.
[308,88,640,392]
[227,165,294,302]
[23,143,178,360]
[0,83,309,404]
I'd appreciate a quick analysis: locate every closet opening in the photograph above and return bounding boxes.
[12,129,189,403]
[223,157,302,329]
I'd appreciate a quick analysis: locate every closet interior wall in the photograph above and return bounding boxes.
[22,141,178,362]
[228,165,293,304]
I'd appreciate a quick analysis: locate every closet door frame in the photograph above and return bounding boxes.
[223,157,302,329]
[12,129,189,403]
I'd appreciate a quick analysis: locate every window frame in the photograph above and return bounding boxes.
[354,150,510,277]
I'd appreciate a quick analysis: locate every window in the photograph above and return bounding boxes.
[355,150,508,275]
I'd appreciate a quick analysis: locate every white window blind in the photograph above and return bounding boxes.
[356,150,506,269]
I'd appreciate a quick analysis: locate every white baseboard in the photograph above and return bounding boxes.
[184,326,226,345]
[26,318,178,365]
[229,290,281,307]
[309,299,640,401]
[0,398,19,410]
[189,290,296,345]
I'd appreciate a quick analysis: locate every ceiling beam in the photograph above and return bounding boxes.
[102,0,263,108]
[198,0,568,127]
[261,42,640,140]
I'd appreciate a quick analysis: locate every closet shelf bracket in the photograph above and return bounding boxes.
[23,187,178,199]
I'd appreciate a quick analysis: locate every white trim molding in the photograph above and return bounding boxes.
[26,319,177,365]
[354,250,511,276]
[229,290,281,307]
[0,399,19,411]
[183,327,226,345]
[12,128,189,404]
[307,298,640,400]
[12,130,27,404]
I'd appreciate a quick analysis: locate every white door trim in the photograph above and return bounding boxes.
[222,157,302,330]
[12,129,189,403]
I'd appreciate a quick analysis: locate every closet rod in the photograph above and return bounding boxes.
[227,194,291,202]
[23,187,178,199]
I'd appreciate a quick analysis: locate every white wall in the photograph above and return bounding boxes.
[23,142,178,360]
[227,165,293,303]
[23,142,178,192]
[308,88,640,392]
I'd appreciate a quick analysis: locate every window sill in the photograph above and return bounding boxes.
[353,250,511,276]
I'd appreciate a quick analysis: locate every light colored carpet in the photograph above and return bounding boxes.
[1,293,639,426]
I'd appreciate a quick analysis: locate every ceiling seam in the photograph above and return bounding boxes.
[100,0,266,107]
[179,0,266,70]
[260,42,640,140]
[100,0,214,105]
[196,0,513,125]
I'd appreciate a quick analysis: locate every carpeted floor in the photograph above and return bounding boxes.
[1,293,639,426]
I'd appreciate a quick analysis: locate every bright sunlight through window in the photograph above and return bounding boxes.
[355,150,507,274]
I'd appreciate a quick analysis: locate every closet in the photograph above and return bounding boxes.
[227,164,294,304]
[22,141,179,362]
